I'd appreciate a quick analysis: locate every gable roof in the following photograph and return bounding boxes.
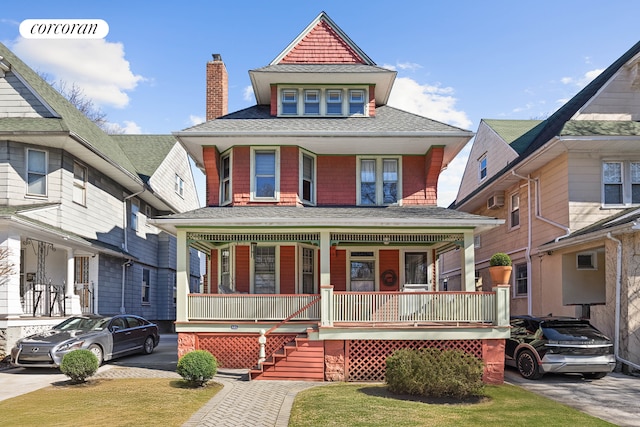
[0,42,142,190]
[452,40,640,209]
[482,119,545,155]
[271,11,374,65]
[112,134,177,184]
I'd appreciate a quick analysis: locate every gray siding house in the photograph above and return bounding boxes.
[0,42,201,354]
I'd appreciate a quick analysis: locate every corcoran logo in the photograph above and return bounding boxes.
[19,19,109,39]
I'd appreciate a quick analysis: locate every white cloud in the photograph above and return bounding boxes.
[561,68,604,88]
[387,76,472,129]
[103,120,142,134]
[396,62,422,71]
[189,115,205,126]
[11,37,144,108]
[437,142,471,207]
[243,85,254,102]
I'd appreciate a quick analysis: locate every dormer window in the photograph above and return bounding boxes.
[277,87,368,117]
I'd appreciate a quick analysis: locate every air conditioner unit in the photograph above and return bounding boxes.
[487,192,505,209]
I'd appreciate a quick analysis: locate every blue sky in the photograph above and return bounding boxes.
[1,1,639,206]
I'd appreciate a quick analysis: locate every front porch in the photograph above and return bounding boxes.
[176,287,511,383]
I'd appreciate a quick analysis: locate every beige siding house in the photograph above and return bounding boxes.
[445,40,640,370]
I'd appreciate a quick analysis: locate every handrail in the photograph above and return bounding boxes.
[264,295,321,336]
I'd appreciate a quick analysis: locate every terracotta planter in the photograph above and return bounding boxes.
[489,265,512,285]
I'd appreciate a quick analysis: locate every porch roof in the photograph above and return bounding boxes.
[151,205,503,235]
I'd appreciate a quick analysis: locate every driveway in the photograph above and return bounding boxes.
[505,366,640,426]
[0,334,178,402]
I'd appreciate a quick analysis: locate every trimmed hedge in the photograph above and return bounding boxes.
[385,348,484,399]
[177,350,218,387]
[60,349,99,383]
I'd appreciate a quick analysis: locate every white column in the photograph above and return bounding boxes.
[460,231,476,292]
[0,231,24,318]
[319,231,331,286]
[65,248,82,315]
[493,285,511,326]
[176,230,189,322]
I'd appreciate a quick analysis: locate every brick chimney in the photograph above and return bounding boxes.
[206,54,228,121]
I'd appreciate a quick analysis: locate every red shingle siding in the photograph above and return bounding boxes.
[236,245,250,293]
[379,250,400,291]
[368,85,375,117]
[402,155,427,205]
[425,146,444,205]
[317,156,355,205]
[210,249,218,293]
[280,147,299,205]
[330,249,347,291]
[279,246,296,294]
[270,85,277,116]
[206,56,228,120]
[203,147,220,207]
[280,21,364,64]
[232,147,251,205]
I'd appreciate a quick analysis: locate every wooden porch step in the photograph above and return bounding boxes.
[251,333,325,381]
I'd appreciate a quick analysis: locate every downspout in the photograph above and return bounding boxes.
[605,233,640,371]
[120,189,144,314]
[512,171,573,315]
[511,171,534,315]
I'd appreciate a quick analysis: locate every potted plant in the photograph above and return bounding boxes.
[489,252,512,285]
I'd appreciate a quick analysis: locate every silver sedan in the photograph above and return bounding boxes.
[10,314,159,368]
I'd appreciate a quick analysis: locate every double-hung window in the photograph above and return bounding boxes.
[73,162,87,206]
[220,248,231,290]
[603,161,640,205]
[479,154,487,181]
[252,149,278,200]
[301,247,315,294]
[350,251,375,291]
[131,199,139,231]
[326,90,342,115]
[220,153,231,205]
[282,90,297,115]
[514,263,527,297]
[254,246,276,294]
[304,90,320,115]
[175,174,184,197]
[301,152,315,204]
[27,149,47,196]
[510,192,520,228]
[349,90,365,115]
[358,157,400,205]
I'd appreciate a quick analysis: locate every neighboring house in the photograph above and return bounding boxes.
[0,42,201,354]
[445,40,640,370]
[153,12,509,383]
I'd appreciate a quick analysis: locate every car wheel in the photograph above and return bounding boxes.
[88,344,104,365]
[516,349,542,380]
[583,372,607,380]
[142,336,155,355]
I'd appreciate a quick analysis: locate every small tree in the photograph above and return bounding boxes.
[60,349,99,383]
[177,350,217,387]
[0,247,14,287]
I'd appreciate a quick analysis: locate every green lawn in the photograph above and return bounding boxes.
[289,383,616,427]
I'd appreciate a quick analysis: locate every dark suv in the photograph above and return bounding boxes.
[505,315,616,380]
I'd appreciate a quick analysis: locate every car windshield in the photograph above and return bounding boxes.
[542,322,607,342]
[53,317,112,332]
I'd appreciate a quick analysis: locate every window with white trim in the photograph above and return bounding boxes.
[130,199,139,231]
[73,161,87,206]
[300,152,315,204]
[479,154,487,181]
[603,161,640,205]
[358,157,400,205]
[514,263,527,296]
[278,87,368,117]
[220,153,231,205]
[510,192,520,228]
[26,148,47,196]
[175,174,184,197]
[405,252,427,286]
[254,246,276,294]
[220,247,231,290]
[301,247,315,294]
[142,268,150,304]
[252,149,278,200]
[350,251,375,291]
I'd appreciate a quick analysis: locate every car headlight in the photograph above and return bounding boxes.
[57,341,85,352]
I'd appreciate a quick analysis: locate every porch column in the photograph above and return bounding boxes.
[0,231,24,318]
[176,229,189,323]
[460,231,476,292]
[65,248,82,315]
[319,231,331,286]
[493,285,511,326]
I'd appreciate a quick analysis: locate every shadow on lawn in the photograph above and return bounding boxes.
[358,385,490,405]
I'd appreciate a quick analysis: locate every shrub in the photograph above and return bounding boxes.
[60,349,99,383]
[490,252,512,266]
[385,348,484,399]
[177,350,217,387]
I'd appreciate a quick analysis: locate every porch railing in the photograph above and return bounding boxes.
[21,282,66,317]
[186,287,510,326]
[188,294,321,321]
